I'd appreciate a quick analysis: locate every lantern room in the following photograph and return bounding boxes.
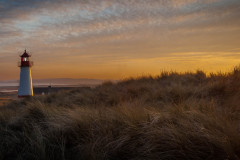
[19,50,33,67]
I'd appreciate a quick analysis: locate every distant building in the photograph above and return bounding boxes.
[18,50,34,98]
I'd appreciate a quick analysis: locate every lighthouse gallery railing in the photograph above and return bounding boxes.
[18,61,34,67]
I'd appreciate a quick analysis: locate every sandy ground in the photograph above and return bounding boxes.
[0,98,12,106]
[0,88,18,106]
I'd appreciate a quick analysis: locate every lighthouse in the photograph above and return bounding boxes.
[18,50,34,97]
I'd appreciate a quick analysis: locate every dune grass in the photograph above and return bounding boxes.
[0,68,240,159]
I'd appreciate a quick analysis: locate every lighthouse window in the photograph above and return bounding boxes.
[23,57,28,61]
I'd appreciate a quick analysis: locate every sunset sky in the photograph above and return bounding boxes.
[0,0,240,80]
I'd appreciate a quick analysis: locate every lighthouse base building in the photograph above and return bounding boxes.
[18,50,34,98]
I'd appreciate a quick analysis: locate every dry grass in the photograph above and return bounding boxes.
[0,67,240,159]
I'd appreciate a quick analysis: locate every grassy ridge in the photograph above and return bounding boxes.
[0,68,240,160]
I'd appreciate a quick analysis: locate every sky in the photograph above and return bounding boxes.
[0,0,240,80]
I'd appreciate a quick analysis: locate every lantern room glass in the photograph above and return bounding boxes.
[22,57,29,61]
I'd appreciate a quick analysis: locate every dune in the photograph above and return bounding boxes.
[0,67,239,159]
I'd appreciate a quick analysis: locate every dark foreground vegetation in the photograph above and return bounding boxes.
[1,68,240,160]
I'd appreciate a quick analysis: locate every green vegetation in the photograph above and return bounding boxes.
[0,68,240,160]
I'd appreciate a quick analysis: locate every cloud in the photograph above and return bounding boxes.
[0,0,240,79]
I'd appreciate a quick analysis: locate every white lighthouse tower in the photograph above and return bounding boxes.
[18,50,34,97]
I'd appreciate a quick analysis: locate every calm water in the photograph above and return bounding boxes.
[0,89,18,93]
